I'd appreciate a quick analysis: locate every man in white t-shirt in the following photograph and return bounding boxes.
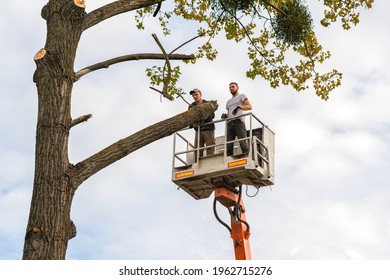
[224,82,252,156]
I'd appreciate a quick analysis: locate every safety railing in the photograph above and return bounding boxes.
[172,113,273,173]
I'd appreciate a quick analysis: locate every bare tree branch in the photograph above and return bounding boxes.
[153,2,162,17]
[219,1,276,68]
[83,0,164,31]
[71,114,93,128]
[72,101,218,187]
[260,0,288,17]
[169,35,201,55]
[148,35,202,101]
[175,89,193,107]
[151,33,172,100]
[149,86,174,101]
[74,53,194,81]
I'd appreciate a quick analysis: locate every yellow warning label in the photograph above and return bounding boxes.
[228,159,247,168]
[175,170,194,179]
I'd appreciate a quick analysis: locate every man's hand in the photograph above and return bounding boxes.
[232,106,241,115]
[221,113,228,119]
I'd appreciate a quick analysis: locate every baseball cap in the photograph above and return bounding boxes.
[189,88,201,95]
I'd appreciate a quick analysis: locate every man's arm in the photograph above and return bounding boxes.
[232,98,252,115]
[240,98,252,111]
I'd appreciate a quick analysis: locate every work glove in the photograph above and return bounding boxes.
[221,113,228,119]
[232,106,241,116]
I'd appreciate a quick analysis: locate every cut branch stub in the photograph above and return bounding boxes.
[34,48,47,61]
[74,0,86,8]
[71,114,93,128]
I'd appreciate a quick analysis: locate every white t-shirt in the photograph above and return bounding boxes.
[226,93,248,121]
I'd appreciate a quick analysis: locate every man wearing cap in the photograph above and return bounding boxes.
[188,88,215,159]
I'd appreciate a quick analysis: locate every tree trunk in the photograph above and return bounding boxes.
[23,1,85,260]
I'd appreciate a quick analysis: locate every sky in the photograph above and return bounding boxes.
[1,0,390,260]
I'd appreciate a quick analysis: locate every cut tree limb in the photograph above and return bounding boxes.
[72,101,218,187]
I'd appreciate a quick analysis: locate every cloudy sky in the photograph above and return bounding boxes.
[1,1,390,260]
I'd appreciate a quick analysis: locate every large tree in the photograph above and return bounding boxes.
[23,0,374,259]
